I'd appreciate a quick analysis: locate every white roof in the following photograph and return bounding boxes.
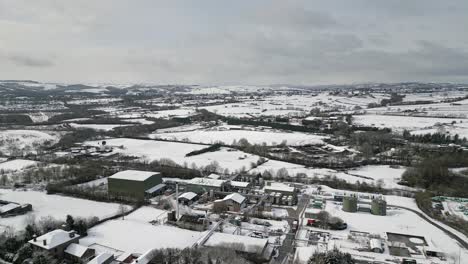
[131,249,154,264]
[223,193,246,204]
[109,170,160,181]
[29,230,80,250]
[187,177,226,187]
[205,233,268,254]
[0,203,20,213]
[230,181,250,188]
[264,183,295,193]
[207,173,221,179]
[87,253,113,264]
[65,243,91,257]
[178,192,197,200]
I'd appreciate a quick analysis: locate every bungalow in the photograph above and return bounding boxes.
[222,193,246,212]
[65,243,95,263]
[28,229,80,258]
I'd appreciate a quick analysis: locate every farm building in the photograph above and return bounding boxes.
[222,193,246,212]
[0,201,32,217]
[108,170,162,200]
[178,192,198,205]
[29,230,80,258]
[184,177,227,194]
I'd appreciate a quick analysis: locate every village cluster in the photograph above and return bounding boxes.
[0,81,467,264]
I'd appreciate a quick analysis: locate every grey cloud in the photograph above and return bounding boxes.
[6,54,54,67]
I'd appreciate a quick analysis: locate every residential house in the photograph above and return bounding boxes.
[28,230,80,258]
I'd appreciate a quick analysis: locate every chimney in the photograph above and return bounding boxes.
[33,234,37,242]
[69,231,76,238]
[43,240,47,246]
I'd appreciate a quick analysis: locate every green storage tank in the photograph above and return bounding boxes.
[342,196,358,212]
[371,199,387,216]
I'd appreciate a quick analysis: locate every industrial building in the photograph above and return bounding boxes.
[108,170,162,200]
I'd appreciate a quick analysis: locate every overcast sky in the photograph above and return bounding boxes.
[0,0,467,85]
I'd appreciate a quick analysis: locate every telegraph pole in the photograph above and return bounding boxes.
[176,182,179,220]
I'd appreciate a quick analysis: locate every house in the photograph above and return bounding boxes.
[108,170,162,200]
[28,230,80,258]
[87,253,114,264]
[222,193,246,212]
[178,192,198,205]
[65,243,95,262]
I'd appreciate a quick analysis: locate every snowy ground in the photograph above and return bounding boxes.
[249,160,375,185]
[297,199,468,263]
[0,189,129,233]
[0,159,39,172]
[151,128,327,146]
[85,138,262,173]
[353,114,464,132]
[346,165,414,190]
[69,123,132,131]
[80,206,203,254]
[0,130,60,156]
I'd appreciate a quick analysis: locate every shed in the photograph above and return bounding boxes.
[87,253,114,264]
[370,238,383,253]
[65,243,95,262]
[178,192,198,205]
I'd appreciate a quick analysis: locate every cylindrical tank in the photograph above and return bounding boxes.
[371,199,387,216]
[342,196,358,212]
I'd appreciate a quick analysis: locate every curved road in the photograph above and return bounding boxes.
[393,205,468,250]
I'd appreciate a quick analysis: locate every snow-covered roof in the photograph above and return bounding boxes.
[0,203,20,213]
[131,249,154,264]
[29,230,80,250]
[65,243,91,257]
[205,233,268,254]
[264,183,295,193]
[109,170,160,181]
[223,193,246,204]
[87,253,113,264]
[145,183,166,194]
[207,173,221,179]
[178,192,197,200]
[230,181,250,188]
[186,177,226,187]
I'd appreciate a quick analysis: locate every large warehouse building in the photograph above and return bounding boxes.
[108,170,162,200]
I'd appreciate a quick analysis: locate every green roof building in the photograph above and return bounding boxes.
[108,170,162,200]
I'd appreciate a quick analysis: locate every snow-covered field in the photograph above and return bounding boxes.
[85,138,262,173]
[151,128,327,146]
[346,165,414,190]
[0,189,129,232]
[69,123,132,131]
[353,114,464,132]
[0,159,39,172]
[81,207,203,254]
[0,130,60,155]
[250,160,374,185]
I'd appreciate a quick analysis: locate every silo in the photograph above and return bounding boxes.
[342,196,358,212]
[371,199,387,216]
